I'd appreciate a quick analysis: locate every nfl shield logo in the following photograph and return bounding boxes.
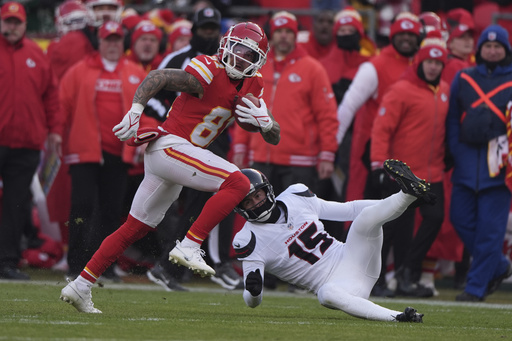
[488,31,497,41]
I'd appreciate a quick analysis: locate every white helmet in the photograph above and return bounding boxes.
[55,1,89,36]
[85,0,124,27]
[219,22,269,80]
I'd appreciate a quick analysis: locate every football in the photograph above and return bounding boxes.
[234,94,261,132]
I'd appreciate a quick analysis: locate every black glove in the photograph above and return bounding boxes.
[245,269,263,296]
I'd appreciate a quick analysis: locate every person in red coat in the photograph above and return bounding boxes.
[371,31,450,298]
[297,9,336,61]
[442,8,476,84]
[125,20,164,73]
[0,2,61,280]
[319,6,376,105]
[336,12,422,212]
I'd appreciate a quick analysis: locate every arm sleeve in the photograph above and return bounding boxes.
[242,260,265,308]
[336,62,378,144]
[316,197,380,222]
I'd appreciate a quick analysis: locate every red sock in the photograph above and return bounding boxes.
[186,171,249,243]
[80,215,153,283]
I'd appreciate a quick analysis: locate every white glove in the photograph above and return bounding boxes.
[113,103,144,141]
[235,97,273,133]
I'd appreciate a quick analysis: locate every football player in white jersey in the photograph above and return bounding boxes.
[233,159,435,322]
[60,22,280,313]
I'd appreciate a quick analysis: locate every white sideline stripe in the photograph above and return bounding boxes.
[3,279,512,310]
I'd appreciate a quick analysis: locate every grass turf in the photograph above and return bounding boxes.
[0,269,511,341]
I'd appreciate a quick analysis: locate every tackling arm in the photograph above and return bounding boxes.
[242,261,265,308]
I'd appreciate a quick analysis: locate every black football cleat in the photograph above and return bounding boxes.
[384,159,436,204]
[395,307,424,323]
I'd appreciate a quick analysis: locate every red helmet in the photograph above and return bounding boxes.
[85,0,124,27]
[419,11,448,41]
[219,22,269,80]
[55,0,89,36]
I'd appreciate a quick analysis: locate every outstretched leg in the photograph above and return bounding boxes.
[318,160,430,322]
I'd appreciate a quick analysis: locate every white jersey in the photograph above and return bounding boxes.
[233,183,372,293]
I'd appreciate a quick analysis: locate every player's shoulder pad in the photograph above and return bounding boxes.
[288,183,316,198]
[188,55,223,85]
[233,229,256,259]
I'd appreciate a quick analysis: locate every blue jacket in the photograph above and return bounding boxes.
[447,62,512,191]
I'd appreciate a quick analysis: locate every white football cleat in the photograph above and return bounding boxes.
[168,241,216,277]
[60,280,102,314]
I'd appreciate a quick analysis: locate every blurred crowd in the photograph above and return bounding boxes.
[1,0,512,303]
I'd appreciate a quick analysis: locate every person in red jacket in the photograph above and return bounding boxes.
[370,31,450,297]
[336,12,421,209]
[296,9,335,61]
[233,11,337,195]
[442,8,476,84]
[319,6,376,105]
[0,2,61,280]
[125,20,164,73]
[58,21,148,281]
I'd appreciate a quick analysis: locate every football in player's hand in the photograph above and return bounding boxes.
[234,94,260,133]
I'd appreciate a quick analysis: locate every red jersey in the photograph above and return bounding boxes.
[161,54,264,148]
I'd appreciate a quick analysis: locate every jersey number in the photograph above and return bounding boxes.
[287,223,333,265]
[191,106,233,147]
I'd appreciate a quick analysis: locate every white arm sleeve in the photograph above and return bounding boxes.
[336,62,378,144]
[242,261,265,308]
[317,198,381,222]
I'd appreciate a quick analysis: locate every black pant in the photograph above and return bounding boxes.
[0,147,40,267]
[67,152,129,275]
[379,181,445,282]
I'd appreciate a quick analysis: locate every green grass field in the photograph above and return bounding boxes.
[1,269,511,341]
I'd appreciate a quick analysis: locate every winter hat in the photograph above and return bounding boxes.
[168,19,192,46]
[131,20,163,45]
[121,8,142,31]
[416,30,448,64]
[390,12,421,39]
[269,11,298,37]
[477,24,511,53]
[333,6,364,36]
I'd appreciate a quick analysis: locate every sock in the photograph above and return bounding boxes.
[80,215,153,284]
[185,171,249,243]
[181,237,201,248]
[74,275,94,292]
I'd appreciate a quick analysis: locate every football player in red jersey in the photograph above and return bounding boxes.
[60,22,281,313]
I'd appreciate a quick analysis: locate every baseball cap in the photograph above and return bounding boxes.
[98,20,124,39]
[192,7,221,30]
[270,11,298,37]
[1,2,26,22]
